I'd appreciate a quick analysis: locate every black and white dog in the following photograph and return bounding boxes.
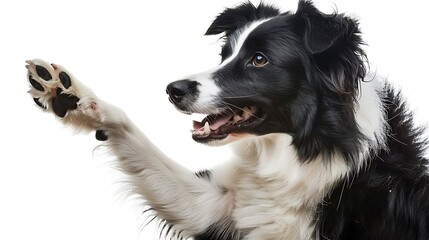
[26,1,428,239]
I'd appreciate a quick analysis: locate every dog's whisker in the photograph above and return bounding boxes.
[219,101,264,120]
[222,94,262,99]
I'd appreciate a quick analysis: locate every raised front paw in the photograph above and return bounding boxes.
[26,59,128,139]
[26,59,81,117]
[26,59,102,131]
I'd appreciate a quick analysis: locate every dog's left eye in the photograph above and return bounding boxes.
[251,52,268,67]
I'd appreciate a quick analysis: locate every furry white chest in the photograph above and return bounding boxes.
[233,171,316,240]
[227,134,349,239]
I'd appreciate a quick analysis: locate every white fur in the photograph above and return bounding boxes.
[354,76,387,169]
[190,71,221,114]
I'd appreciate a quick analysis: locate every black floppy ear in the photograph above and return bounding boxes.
[294,1,366,95]
[205,2,279,36]
[296,1,354,54]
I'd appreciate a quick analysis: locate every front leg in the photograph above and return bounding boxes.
[25,59,235,238]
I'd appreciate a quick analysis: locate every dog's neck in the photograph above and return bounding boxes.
[232,133,350,191]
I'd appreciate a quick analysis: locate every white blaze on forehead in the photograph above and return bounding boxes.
[190,19,272,113]
[219,18,271,68]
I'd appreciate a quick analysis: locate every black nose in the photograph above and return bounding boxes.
[166,80,197,103]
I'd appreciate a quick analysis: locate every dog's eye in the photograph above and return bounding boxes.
[251,52,268,67]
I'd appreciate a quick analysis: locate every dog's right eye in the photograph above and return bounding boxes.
[251,52,268,67]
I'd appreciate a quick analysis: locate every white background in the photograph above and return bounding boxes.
[1,0,428,239]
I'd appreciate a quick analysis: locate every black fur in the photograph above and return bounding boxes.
[195,169,213,181]
[316,86,429,239]
[191,0,428,239]
[194,218,242,240]
[205,2,280,37]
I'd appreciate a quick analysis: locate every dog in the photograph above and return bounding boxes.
[26,0,429,239]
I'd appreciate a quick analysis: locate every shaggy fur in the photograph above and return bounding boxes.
[26,1,428,239]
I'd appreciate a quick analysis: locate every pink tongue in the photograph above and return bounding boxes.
[209,114,232,130]
[193,114,233,131]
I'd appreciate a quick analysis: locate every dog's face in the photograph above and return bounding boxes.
[166,1,366,153]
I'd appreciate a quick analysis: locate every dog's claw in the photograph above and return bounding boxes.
[33,98,46,109]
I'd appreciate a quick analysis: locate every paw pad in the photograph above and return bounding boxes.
[52,88,80,117]
[95,130,109,141]
[59,71,72,89]
[35,65,52,81]
[29,75,44,91]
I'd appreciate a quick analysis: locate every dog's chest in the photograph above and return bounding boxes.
[232,173,316,240]
[226,135,349,239]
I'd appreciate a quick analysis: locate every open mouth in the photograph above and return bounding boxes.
[191,106,265,143]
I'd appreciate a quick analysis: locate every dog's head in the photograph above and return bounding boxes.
[166,0,367,161]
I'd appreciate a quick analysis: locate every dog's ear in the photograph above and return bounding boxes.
[294,0,366,96]
[295,1,359,54]
[205,2,279,36]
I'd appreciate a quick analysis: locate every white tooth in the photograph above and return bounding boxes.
[203,122,211,135]
[233,114,243,123]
